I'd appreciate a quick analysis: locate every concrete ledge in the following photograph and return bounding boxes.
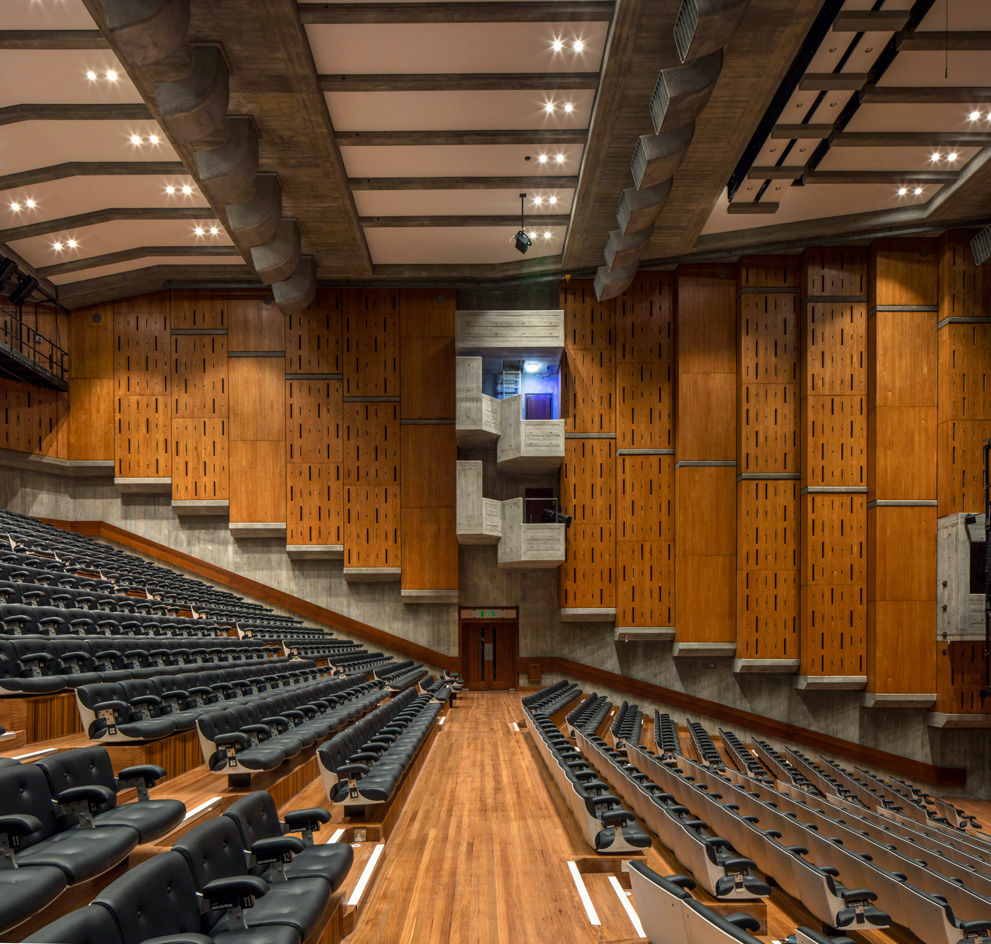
[861,692,937,708]
[171,499,229,516]
[229,522,286,539]
[672,641,736,658]
[401,589,459,605]
[927,711,991,728]
[0,448,114,478]
[615,626,675,642]
[343,567,402,583]
[285,544,344,560]
[115,477,172,495]
[559,607,617,623]
[733,658,801,674]
[795,675,867,691]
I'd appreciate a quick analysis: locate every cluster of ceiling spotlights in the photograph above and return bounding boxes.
[130,133,161,146]
[8,199,37,212]
[532,196,558,206]
[52,238,78,252]
[193,225,221,237]
[897,186,924,196]
[543,101,575,115]
[551,37,586,53]
[165,184,195,196]
[536,154,566,165]
[85,69,119,82]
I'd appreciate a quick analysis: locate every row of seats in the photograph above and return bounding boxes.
[1,604,233,638]
[199,678,389,775]
[629,865,858,944]
[0,747,185,933]
[382,664,428,693]
[719,728,772,783]
[750,738,817,792]
[26,791,355,944]
[687,720,724,770]
[566,693,611,736]
[76,659,324,741]
[658,746,991,943]
[611,701,642,747]
[654,711,680,756]
[526,705,650,854]
[578,729,768,900]
[317,686,442,808]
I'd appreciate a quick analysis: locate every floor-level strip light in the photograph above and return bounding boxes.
[568,861,601,926]
[511,722,520,732]
[329,828,346,843]
[609,875,645,938]
[182,796,222,823]
[0,730,15,740]
[347,843,385,906]
[13,747,57,760]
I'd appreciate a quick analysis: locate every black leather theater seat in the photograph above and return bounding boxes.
[37,746,185,843]
[224,791,353,890]
[0,866,68,933]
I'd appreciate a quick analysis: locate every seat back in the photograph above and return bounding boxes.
[224,790,282,848]
[38,746,119,814]
[93,851,203,944]
[172,814,250,888]
[21,904,123,944]
[0,764,58,847]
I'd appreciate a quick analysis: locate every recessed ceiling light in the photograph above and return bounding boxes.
[181,184,192,195]
[533,196,543,205]
[914,186,923,195]
[9,202,20,212]
[543,231,552,239]
[948,151,959,161]
[552,39,563,52]
[165,184,176,195]
[970,110,982,121]
[106,69,118,82]
[548,195,557,205]
[572,39,584,52]
[528,231,537,239]
[555,153,565,163]
[930,152,941,162]
[193,226,204,236]
[209,225,219,236]
[130,134,142,145]
[85,70,97,81]
[563,102,574,113]
[25,198,35,209]
[897,186,908,195]
[66,238,77,249]
[148,133,160,145]
[52,241,63,251]
[538,154,548,163]
[544,102,555,114]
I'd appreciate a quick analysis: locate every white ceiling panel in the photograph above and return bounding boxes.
[353,188,575,216]
[9,218,233,269]
[49,255,245,285]
[0,120,177,177]
[0,50,141,107]
[305,23,607,74]
[364,225,564,264]
[880,51,991,87]
[340,143,584,178]
[845,103,988,132]
[6,0,94,29]
[917,0,991,31]
[703,182,941,237]
[815,145,981,171]
[325,89,595,131]
[0,175,206,226]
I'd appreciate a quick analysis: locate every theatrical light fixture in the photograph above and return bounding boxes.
[548,195,557,205]
[970,110,982,121]
[513,192,532,254]
[9,275,38,307]
[149,133,160,145]
[66,238,77,249]
[538,154,548,163]
[563,102,574,113]
[165,184,176,195]
[86,70,97,81]
[552,39,563,52]
[130,133,142,145]
[106,69,118,82]
[897,186,908,195]
[555,153,565,163]
[543,231,552,239]
[914,186,923,195]
[572,39,584,52]
[544,102,555,113]
[181,184,193,195]
[533,196,543,205]
[524,361,542,373]
[529,231,537,239]
[193,226,205,236]
[0,257,17,284]
[930,152,941,162]
[24,199,35,209]
[948,151,959,161]
[52,241,63,251]
[209,225,219,235]
[9,202,20,212]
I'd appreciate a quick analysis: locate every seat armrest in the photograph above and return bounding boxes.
[201,876,269,911]
[239,723,272,737]
[337,763,369,781]
[93,699,129,714]
[57,784,116,809]
[599,808,632,827]
[0,813,42,842]
[724,914,762,934]
[958,919,991,934]
[283,808,331,833]
[130,694,163,708]
[838,887,878,903]
[351,749,384,762]
[117,764,167,789]
[251,835,305,864]
[261,715,291,732]
[214,732,251,750]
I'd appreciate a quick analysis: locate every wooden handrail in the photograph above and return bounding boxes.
[37,517,966,788]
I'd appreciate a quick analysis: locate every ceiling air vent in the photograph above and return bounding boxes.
[972,226,991,266]
[673,0,701,63]
[674,0,752,64]
[649,71,672,135]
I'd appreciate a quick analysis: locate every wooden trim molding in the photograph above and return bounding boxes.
[35,518,966,788]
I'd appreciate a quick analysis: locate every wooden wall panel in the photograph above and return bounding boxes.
[0,381,66,457]
[172,418,228,500]
[344,290,399,398]
[115,396,171,479]
[401,507,458,591]
[170,289,227,330]
[869,237,939,309]
[562,349,616,434]
[801,395,866,488]
[286,379,342,464]
[560,523,616,608]
[738,383,799,474]
[738,479,798,571]
[343,402,400,486]
[737,570,799,660]
[617,455,673,542]
[561,439,615,524]
[172,335,227,418]
[400,425,455,508]
[935,641,988,714]
[801,584,866,677]
[803,302,866,396]
[228,295,283,352]
[70,306,114,379]
[561,280,615,349]
[114,309,170,398]
[68,378,114,460]
[287,462,342,546]
[344,485,400,567]
[229,440,286,523]
[800,493,867,586]
[616,272,673,364]
[676,267,736,376]
[803,248,867,298]
[399,335,455,420]
[285,291,343,375]
[617,364,673,450]
[229,358,284,442]
[617,541,674,628]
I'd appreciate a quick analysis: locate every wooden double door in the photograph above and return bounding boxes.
[460,619,517,691]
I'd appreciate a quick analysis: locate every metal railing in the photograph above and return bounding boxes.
[0,300,68,383]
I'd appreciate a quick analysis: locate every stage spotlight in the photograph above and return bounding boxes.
[513,192,532,254]
[0,256,17,285]
[9,275,39,306]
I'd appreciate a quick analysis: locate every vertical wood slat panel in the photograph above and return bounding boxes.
[171,418,228,500]
[287,462,343,547]
[286,290,343,375]
[799,248,868,680]
[344,289,400,398]
[0,380,67,457]
[344,485,401,567]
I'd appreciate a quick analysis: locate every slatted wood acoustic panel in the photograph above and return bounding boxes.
[285,290,344,559]
[865,238,938,706]
[615,273,675,639]
[935,230,991,717]
[798,248,868,691]
[113,294,171,493]
[343,289,402,580]
[559,280,617,621]
[673,265,737,656]
[228,294,286,538]
[736,258,800,672]
[68,303,114,464]
[399,289,458,603]
[170,290,229,514]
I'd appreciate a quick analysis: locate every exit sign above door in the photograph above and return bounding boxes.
[460,607,517,620]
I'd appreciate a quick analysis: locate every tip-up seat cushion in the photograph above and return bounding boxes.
[0,866,68,933]
[91,800,186,844]
[21,904,121,944]
[16,825,138,882]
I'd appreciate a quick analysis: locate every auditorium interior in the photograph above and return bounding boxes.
[2,0,991,942]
